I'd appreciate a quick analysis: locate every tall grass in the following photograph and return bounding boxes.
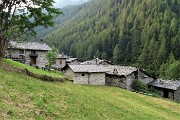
[0,67,179,119]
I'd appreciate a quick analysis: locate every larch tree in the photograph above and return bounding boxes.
[0,0,62,57]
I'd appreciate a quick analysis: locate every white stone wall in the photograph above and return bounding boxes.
[73,73,105,85]
[126,74,134,90]
[52,58,66,69]
[64,67,76,79]
[36,50,48,68]
[74,73,89,85]
[24,50,31,65]
[8,49,48,68]
[89,73,105,85]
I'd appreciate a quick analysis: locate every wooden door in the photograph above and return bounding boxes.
[163,89,169,98]
[30,56,36,65]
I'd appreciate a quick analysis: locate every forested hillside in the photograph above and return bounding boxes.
[33,5,83,41]
[42,0,180,78]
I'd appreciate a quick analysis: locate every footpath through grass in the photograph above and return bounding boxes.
[0,66,179,119]
[3,59,63,77]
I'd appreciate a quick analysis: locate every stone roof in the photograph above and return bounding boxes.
[57,54,69,59]
[81,58,113,65]
[8,41,52,51]
[66,64,137,75]
[105,65,137,76]
[68,65,110,73]
[66,58,78,62]
[148,79,180,90]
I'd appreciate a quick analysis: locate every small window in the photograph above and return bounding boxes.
[82,73,85,76]
[19,49,24,54]
[19,55,24,59]
[59,60,62,64]
[31,50,36,54]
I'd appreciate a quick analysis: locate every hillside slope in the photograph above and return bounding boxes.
[0,61,180,119]
[42,0,180,76]
[33,5,84,41]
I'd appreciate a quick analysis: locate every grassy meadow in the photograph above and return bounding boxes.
[2,59,63,77]
[0,62,179,119]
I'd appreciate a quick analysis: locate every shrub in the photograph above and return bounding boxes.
[131,80,148,93]
[165,61,180,80]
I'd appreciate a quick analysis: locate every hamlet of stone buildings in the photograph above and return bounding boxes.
[6,41,180,102]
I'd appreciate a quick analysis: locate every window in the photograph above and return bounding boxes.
[19,55,24,59]
[31,50,36,54]
[82,73,85,76]
[19,49,24,54]
[59,60,62,64]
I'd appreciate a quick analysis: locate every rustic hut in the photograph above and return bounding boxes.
[62,64,109,85]
[148,79,180,101]
[7,41,51,68]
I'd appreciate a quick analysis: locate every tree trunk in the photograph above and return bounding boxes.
[0,31,7,58]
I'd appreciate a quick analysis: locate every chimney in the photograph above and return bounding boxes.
[96,58,99,65]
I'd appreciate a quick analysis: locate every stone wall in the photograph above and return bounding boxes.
[105,75,126,89]
[126,74,135,90]
[36,50,48,68]
[64,67,76,79]
[151,87,176,101]
[138,70,154,84]
[52,58,66,69]
[8,49,48,68]
[174,87,180,101]
[74,73,89,84]
[73,73,105,85]
[154,87,180,101]
[89,73,105,85]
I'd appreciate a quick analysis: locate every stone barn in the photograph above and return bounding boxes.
[62,64,109,85]
[148,79,180,101]
[7,41,51,68]
[105,66,155,90]
[52,53,69,70]
[52,53,80,70]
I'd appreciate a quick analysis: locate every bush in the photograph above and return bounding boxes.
[132,80,160,97]
[132,80,148,93]
[165,61,180,80]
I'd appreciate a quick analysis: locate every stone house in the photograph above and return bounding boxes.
[148,79,180,101]
[52,54,69,70]
[7,41,51,68]
[63,64,155,88]
[52,53,80,70]
[62,64,109,85]
[105,66,156,90]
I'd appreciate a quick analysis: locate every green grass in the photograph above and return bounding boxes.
[3,59,63,77]
[0,67,179,119]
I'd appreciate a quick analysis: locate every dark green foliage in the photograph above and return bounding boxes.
[37,0,180,77]
[46,46,57,68]
[132,80,148,93]
[165,61,180,80]
[132,80,159,97]
[0,0,61,57]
